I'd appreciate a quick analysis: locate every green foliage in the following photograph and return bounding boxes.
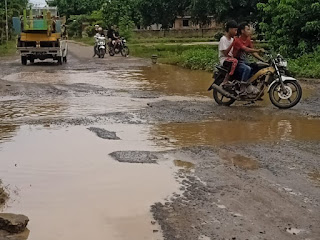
[47,0,105,18]
[137,0,190,29]
[289,46,320,78]
[101,0,138,39]
[213,32,224,41]
[119,16,134,40]
[0,40,17,56]
[0,0,28,44]
[67,10,104,37]
[129,43,218,70]
[181,48,218,71]
[258,0,320,57]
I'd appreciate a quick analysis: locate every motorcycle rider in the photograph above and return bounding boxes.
[93,26,105,57]
[107,25,117,48]
[218,20,239,85]
[113,26,121,47]
[233,22,266,83]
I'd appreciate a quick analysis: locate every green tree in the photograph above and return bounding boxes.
[258,0,320,56]
[0,0,28,44]
[101,0,140,39]
[47,0,105,18]
[137,0,190,29]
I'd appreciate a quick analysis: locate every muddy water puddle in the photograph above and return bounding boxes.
[219,149,259,170]
[0,124,179,240]
[139,64,213,97]
[0,69,156,122]
[139,64,316,100]
[3,70,145,90]
[152,116,320,147]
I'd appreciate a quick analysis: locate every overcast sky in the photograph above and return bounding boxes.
[30,0,47,7]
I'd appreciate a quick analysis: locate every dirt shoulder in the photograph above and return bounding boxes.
[110,141,320,240]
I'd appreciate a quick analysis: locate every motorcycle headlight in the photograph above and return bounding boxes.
[278,60,288,68]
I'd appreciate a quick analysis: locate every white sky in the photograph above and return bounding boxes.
[30,0,47,7]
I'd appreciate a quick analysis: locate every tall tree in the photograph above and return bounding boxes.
[0,0,28,44]
[47,0,105,18]
[258,0,320,56]
[137,0,190,29]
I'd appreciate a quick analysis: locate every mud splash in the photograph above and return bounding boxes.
[174,160,195,170]
[152,116,320,147]
[0,125,179,240]
[219,149,259,170]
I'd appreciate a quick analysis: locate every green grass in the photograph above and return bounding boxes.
[288,47,320,78]
[72,37,320,79]
[0,40,17,57]
[72,37,95,46]
[129,43,219,70]
[130,37,214,44]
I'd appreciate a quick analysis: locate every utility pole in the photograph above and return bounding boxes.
[5,0,9,42]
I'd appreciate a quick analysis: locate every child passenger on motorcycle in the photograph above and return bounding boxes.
[218,20,239,85]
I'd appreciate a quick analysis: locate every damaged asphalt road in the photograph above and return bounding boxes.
[0,42,320,240]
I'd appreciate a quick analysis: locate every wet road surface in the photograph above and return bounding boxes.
[0,42,319,240]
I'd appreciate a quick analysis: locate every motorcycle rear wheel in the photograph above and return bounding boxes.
[213,89,236,106]
[269,80,302,109]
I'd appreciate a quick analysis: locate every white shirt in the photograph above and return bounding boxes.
[218,35,234,65]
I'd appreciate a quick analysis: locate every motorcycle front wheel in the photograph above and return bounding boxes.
[269,80,302,109]
[121,46,129,57]
[99,49,106,58]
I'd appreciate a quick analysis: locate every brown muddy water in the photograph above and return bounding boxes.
[139,64,315,100]
[0,124,178,240]
[152,116,320,147]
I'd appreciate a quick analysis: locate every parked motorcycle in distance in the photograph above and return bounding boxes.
[109,38,129,57]
[208,53,302,109]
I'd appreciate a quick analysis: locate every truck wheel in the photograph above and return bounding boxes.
[21,56,27,65]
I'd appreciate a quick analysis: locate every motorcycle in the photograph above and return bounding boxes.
[95,36,106,58]
[208,53,302,109]
[109,38,129,57]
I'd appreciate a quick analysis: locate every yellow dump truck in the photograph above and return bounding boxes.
[13,7,68,65]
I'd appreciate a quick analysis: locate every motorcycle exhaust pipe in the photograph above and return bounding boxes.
[210,84,237,100]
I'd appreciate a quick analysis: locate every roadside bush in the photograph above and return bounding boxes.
[258,0,320,57]
[214,31,224,41]
[181,48,218,71]
[289,46,320,78]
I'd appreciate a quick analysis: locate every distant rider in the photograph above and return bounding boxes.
[107,25,118,48]
[93,27,105,57]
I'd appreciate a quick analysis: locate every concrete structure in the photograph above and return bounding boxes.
[173,16,218,30]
